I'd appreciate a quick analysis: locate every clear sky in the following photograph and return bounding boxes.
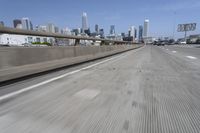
[0,0,200,38]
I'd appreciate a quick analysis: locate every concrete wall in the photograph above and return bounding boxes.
[0,45,141,82]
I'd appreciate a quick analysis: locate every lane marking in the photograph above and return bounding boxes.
[172,51,177,53]
[0,55,120,101]
[166,49,169,50]
[186,56,197,60]
[0,46,144,101]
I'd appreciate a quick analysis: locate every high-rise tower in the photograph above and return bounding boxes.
[143,19,149,37]
[82,12,88,33]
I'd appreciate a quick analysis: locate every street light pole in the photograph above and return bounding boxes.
[173,11,176,40]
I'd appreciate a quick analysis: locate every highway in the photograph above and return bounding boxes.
[0,45,200,133]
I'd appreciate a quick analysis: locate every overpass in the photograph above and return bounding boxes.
[0,28,200,132]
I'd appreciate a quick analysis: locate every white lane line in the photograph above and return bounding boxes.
[0,47,143,102]
[166,49,169,50]
[0,55,121,101]
[186,56,197,60]
[172,51,177,53]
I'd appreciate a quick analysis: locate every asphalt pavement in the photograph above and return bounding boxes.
[0,45,200,133]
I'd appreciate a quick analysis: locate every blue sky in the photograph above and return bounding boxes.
[0,0,200,38]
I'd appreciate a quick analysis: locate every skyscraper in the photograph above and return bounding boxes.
[134,28,137,39]
[21,18,33,30]
[110,25,115,35]
[95,24,99,33]
[129,26,135,37]
[82,12,88,33]
[143,19,149,37]
[139,25,143,42]
[54,26,60,33]
[47,23,55,33]
[62,27,71,35]
[13,19,21,28]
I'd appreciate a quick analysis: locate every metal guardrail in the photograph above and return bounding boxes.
[0,27,133,44]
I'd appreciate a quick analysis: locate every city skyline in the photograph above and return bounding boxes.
[0,0,200,38]
[1,16,144,38]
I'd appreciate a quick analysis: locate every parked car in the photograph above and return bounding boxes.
[179,41,186,44]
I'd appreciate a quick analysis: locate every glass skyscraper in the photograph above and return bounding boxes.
[95,24,99,33]
[139,25,143,42]
[82,12,88,33]
[21,18,33,30]
[110,25,115,35]
[13,19,22,28]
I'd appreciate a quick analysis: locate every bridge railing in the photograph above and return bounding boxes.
[0,27,133,46]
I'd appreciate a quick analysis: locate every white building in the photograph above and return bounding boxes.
[82,12,89,32]
[0,34,25,46]
[0,34,54,46]
[143,19,149,38]
[16,24,23,29]
[35,25,47,32]
[129,26,136,38]
[143,19,150,43]
[62,27,71,35]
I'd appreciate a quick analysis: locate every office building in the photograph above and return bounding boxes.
[99,29,104,38]
[21,18,33,30]
[47,23,55,33]
[36,25,47,32]
[134,28,137,39]
[121,33,125,38]
[16,24,22,29]
[143,19,149,37]
[129,26,135,37]
[72,28,81,35]
[82,12,89,33]
[13,19,22,28]
[139,25,143,42]
[54,26,60,33]
[95,24,99,33]
[84,29,91,36]
[110,25,115,35]
[62,27,71,35]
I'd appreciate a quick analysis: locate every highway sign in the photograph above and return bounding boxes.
[177,23,196,32]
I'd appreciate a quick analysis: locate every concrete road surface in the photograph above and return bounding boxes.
[0,45,200,133]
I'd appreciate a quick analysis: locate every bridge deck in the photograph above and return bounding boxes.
[0,45,200,133]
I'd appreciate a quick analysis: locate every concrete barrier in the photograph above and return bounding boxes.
[0,45,142,82]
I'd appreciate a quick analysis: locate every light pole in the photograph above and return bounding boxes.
[173,11,177,40]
